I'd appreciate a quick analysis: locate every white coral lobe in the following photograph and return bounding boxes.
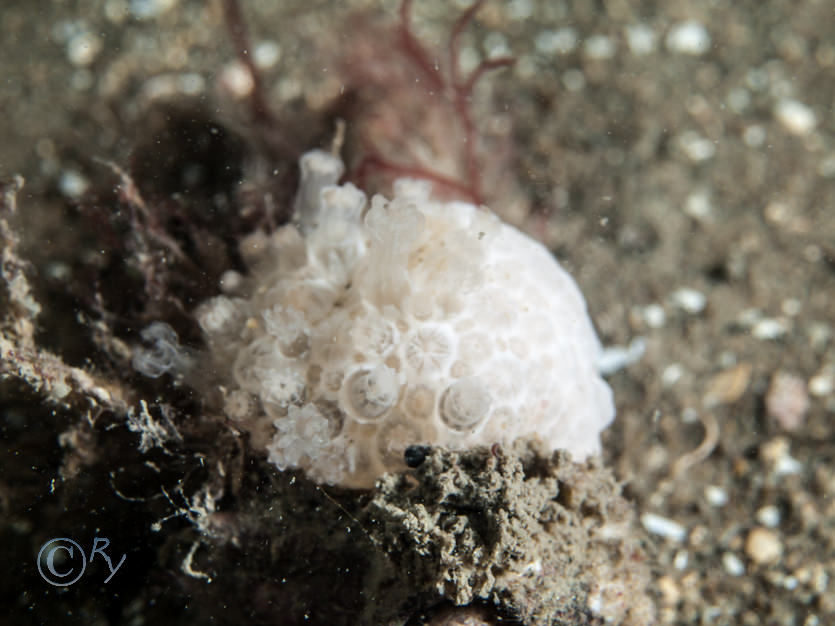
[197,150,614,487]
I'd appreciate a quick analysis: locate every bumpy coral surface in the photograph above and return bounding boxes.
[197,150,614,488]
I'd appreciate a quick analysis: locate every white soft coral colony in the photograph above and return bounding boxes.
[196,150,614,488]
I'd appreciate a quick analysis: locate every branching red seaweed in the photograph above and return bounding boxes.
[340,0,515,204]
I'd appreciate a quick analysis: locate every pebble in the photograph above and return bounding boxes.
[761,437,804,477]
[704,485,728,507]
[745,527,783,564]
[722,551,746,576]
[218,61,255,99]
[661,364,684,387]
[129,0,177,20]
[774,99,817,136]
[505,0,534,20]
[808,323,831,351]
[774,454,803,477]
[677,131,716,162]
[58,170,90,199]
[643,303,666,329]
[46,262,71,281]
[219,270,244,294]
[743,124,767,147]
[809,372,833,397]
[818,154,835,178]
[625,24,656,56]
[641,513,687,542]
[657,576,681,605]
[746,67,770,91]
[254,41,281,69]
[703,363,751,407]
[681,407,699,424]
[534,28,576,56]
[737,307,763,327]
[781,299,802,316]
[756,505,781,528]
[727,87,751,113]
[141,73,206,101]
[561,69,586,92]
[684,190,713,221]
[765,371,810,431]
[760,437,790,465]
[751,317,787,340]
[598,337,647,375]
[484,32,511,59]
[584,35,616,59]
[666,21,711,55]
[67,31,102,67]
[671,287,706,314]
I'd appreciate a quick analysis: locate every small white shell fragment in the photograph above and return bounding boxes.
[752,318,787,340]
[684,190,713,221]
[727,87,751,113]
[140,73,206,101]
[625,24,656,56]
[584,35,616,59]
[253,41,281,69]
[562,69,586,92]
[704,485,728,507]
[661,364,684,387]
[722,552,746,577]
[129,0,177,20]
[819,154,835,178]
[58,170,90,199]
[67,31,102,66]
[681,407,699,424]
[666,21,711,55]
[761,437,804,477]
[743,124,767,147]
[534,28,577,56]
[781,298,802,316]
[774,454,803,477]
[218,61,255,99]
[677,131,715,162]
[782,576,798,591]
[641,513,687,542]
[808,372,833,397]
[671,287,706,314]
[598,337,647,375]
[643,304,666,329]
[737,307,763,327]
[774,99,817,136]
[756,505,781,528]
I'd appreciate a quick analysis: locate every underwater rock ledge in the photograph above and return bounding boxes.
[185,439,654,626]
[362,440,655,625]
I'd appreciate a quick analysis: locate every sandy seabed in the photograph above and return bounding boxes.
[1,1,833,625]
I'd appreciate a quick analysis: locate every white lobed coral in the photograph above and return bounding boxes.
[196,150,614,488]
